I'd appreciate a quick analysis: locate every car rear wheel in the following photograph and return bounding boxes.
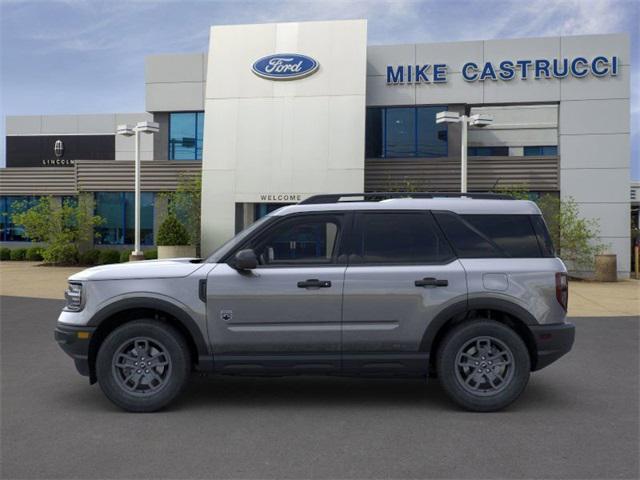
[96,320,191,412]
[437,320,530,412]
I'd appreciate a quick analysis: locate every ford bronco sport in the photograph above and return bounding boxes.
[55,192,575,412]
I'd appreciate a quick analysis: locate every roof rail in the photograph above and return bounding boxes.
[299,192,514,205]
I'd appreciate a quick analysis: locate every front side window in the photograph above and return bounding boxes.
[249,215,341,266]
[95,192,154,245]
[353,212,453,264]
[169,112,204,160]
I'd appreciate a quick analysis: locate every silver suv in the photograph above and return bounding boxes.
[55,193,575,412]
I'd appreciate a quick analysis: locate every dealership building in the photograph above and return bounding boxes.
[0,20,633,276]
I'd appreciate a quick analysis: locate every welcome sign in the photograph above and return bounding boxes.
[386,55,620,84]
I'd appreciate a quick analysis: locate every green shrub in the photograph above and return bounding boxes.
[98,249,121,265]
[157,214,190,246]
[144,249,158,260]
[42,244,79,265]
[79,249,101,266]
[0,247,11,261]
[10,248,27,261]
[26,246,43,261]
[120,250,131,263]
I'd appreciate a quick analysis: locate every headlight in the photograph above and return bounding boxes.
[64,282,83,311]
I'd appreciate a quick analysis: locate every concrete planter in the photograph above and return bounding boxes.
[157,245,197,259]
[594,254,617,282]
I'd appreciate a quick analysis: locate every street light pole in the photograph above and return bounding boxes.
[436,111,493,193]
[460,116,468,194]
[134,128,141,258]
[116,121,159,261]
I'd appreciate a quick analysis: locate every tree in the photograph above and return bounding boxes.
[157,214,190,246]
[161,174,201,251]
[538,195,606,271]
[11,195,103,265]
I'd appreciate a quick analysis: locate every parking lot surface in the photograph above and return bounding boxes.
[1,295,638,479]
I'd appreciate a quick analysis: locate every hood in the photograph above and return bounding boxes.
[69,258,205,281]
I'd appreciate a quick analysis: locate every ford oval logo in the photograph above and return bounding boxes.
[252,53,319,80]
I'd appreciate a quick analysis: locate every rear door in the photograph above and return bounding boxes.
[341,211,467,374]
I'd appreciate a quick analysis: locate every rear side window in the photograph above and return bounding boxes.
[462,215,542,258]
[434,212,545,258]
[433,212,500,258]
[353,212,454,264]
[531,215,555,257]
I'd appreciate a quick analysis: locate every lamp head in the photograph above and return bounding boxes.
[135,121,160,134]
[469,114,493,127]
[116,124,135,137]
[436,111,461,124]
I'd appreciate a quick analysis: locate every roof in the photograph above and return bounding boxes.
[273,197,542,216]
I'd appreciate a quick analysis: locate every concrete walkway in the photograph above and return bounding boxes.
[0,261,638,317]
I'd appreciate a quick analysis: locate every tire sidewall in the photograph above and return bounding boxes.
[96,320,190,412]
[437,320,531,412]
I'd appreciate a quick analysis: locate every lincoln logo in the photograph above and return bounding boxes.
[54,139,64,159]
[252,53,319,80]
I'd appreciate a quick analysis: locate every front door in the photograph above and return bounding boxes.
[341,211,468,374]
[207,213,348,373]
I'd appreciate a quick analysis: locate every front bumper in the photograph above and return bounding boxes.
[54,324,96,377]
[530,322,575,371]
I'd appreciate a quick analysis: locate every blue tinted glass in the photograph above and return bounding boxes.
[524,146,557,156]
[95,192,124,245]
[0,196,38,241]
[385,108,415,157]
[169,112,203,160]
[196,112,204,160]
[95,192,154,245]
[417,107,447,157]
[541,146,558,156]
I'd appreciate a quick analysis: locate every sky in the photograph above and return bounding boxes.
[1,0,638,177]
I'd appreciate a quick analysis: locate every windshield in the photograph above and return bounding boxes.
[205,215,272,263]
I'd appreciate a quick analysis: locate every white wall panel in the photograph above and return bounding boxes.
[560,134,629,169]
[201,20,367,252]
[560,99,629,135]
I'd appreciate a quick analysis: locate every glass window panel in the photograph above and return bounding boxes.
[541,146,558,156]
[95,192,154,245]
[196,112,204,160]
[462,215,542,258]
[365,108,383,158]
[417,107,448,157]
[251,216,341,265]
[434,212,501,258]
[169,112,202,160]
[124,192,154,245]
[385,108,415,157]
[95,192,124,245]
[356,212,453,264]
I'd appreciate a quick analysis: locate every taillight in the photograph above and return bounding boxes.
[555,272,568,311]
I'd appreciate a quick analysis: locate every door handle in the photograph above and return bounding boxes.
[415,277,448,287]
[297,279,332,289]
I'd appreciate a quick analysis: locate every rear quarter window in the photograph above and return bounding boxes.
[434,212,546,258]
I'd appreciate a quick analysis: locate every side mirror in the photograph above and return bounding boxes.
[233,249,258,270]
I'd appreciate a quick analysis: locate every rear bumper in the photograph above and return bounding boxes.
[530,322,575,371]
[54,324,95,377]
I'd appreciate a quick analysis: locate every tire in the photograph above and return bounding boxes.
[436,320,530,412]
[96,320,191,412]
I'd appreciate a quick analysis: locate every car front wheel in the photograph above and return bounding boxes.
[96,320,191,412]
[437,320,531,412]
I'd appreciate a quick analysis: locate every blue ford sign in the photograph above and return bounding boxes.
[252,53,319,80]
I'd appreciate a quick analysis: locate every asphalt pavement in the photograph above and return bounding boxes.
[1,295,638,479]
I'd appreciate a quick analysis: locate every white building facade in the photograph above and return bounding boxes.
[2,19,632,277]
